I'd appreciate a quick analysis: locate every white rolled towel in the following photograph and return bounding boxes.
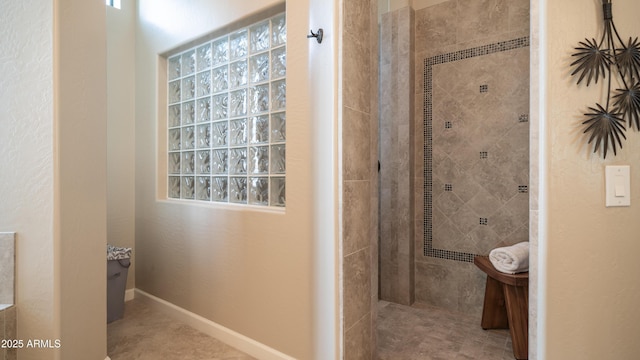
[489,242,529,274]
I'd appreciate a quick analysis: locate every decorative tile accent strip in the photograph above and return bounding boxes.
[480,151,488,159]
[423,36,530,262]
[518,185,529,193]
[444,184,453,192]
[445,121,453,129]
[479,218,488,225]
[480,84,488,93]
[519,113,529,122]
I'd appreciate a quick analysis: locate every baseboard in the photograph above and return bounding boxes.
[134,289,296,360]
[124,288,135,302]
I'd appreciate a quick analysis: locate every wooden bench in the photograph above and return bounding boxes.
[474,256,528,360]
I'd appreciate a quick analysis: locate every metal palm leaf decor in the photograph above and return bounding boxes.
[570,0,640,158]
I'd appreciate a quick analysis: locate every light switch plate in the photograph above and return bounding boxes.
[605,165,631,207]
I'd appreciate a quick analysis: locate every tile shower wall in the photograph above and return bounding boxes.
[379,7,415,306]
[0,305,17,360]
[0,233,14,305]
[342,0,378,358]
[0,233,15,360]
[413,0,530,315]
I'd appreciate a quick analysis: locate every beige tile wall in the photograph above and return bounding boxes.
[0,305,17,360]
[379,7,415,306]
[342,0,378,358]
[0,233,15,306]
[412,0,530,315]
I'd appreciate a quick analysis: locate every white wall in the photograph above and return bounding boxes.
[134,0,337,358]
[542,0,640,358]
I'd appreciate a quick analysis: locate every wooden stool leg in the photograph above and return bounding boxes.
[481,276,509,329]
[503,284,529,360]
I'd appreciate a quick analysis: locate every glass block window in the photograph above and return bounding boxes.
[167,13,286,207]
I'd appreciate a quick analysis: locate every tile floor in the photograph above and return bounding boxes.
[108,298,514,360]
[107,297,255,360]
[376,300,514,360]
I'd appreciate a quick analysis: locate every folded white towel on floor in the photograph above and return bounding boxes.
[489,242,529,274]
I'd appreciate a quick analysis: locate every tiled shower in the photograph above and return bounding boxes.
[379,0,530,316]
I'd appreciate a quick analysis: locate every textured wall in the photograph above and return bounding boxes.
[379,7,415,306]
[1,0,108,357]
[413,0,530,315]
[0,1,57,358]
[341,0,379,358]
[543,0,640,358]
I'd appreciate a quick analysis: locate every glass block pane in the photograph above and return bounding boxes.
[270,144,286,174]
[197,43,212,71]
[212,37,229,65]
[197,71,211,97]
[196,150,211,174]
[271,80,286,111]
[169,176,181,198]
[271,14,286,47]
[249,116,269,144]
[249,85,269,114]
[271,112,286,142]
[230,118,247,146]
[212,65,228,93]
[249,53,269,84]
[182,126,195,150]
[229,30,248,60]
[182,101,195,125]
[271,47,286,79]
[169,80,181,104]
[229,89,247,118]
[181,176,195,199]
[196,176,211,201]
[197,124,211,148]
[211,121,228,147]
[270,177,286,207]
[212,149,228,174]
[168,152,181,174]
[212,94,228,120]
[168,129,181,151]
[181,50,196,76]
[182,151,195,174]
[229,60,248,89]
[212,177,228,202]
[168,105,181,127]
[249,146,269,174]
[197,98,211,123]
[229,147,247,174]
[229,177,248,203]
[249,177,269,205]
[250,21,270,53]
[182,76,195,100]
[168,56,181,80]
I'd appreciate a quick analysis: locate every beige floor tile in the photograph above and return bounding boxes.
[107,298,255,360]
[377,301,513,360]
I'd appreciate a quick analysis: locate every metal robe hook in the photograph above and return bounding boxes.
[307,28,323,44]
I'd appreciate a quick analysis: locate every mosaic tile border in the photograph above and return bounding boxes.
[423,36,530,263]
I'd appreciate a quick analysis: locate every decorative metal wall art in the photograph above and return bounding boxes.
[570,0,640,158]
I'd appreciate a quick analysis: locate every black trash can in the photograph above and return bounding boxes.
[107,245,131,323]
